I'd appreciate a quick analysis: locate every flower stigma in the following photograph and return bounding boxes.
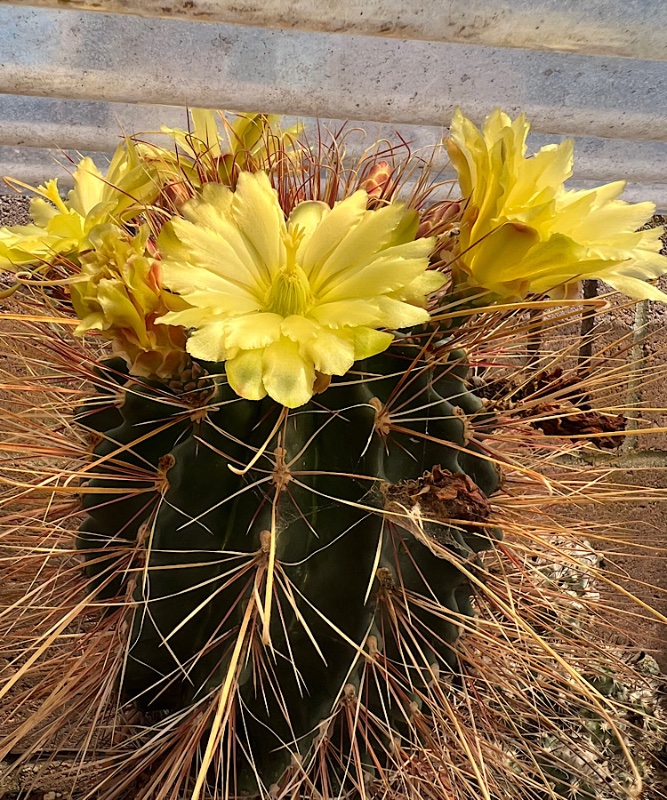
[265,224,312,316]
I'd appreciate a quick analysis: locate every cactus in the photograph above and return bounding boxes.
[2,108,667,800]
[76,342,500,793]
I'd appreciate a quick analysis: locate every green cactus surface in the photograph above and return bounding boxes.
[75,342,501,794]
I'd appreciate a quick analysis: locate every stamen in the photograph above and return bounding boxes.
[264,224,312,316]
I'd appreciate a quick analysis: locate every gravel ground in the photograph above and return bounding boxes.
[0,193,30,226]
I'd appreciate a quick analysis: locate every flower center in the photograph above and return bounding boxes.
[264,225,313,317]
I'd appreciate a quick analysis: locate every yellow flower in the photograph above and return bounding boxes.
[152,109,300,189]
[70,224,187,378]
[445,108,667,302]
[162,109,283,162]
[0,139,158,270]
[157,171,442,407]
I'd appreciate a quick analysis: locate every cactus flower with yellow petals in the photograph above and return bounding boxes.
[445,108,667,302]
[70,224,187,378]
[151,109,300,191]
[157,171,442,407]
[0,140,158,271]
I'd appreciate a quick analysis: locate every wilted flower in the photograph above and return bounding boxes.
[445,108,667,302]
[70,224,187,378]
[157,171,442,407]
[0,140,158,270]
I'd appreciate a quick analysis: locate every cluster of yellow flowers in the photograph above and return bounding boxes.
[1,109,665,407]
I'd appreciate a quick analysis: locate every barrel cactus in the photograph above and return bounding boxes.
[72,137,502,792]
[77,338,499,794]
[1,109,666,800]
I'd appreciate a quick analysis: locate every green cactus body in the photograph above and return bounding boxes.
[76,343,500,793]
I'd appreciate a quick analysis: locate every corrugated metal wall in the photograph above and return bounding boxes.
[0,0,665,207]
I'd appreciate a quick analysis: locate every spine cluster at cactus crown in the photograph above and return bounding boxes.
[1,108,665,407]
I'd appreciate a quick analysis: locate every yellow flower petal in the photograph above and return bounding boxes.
[394,270,447,305]
[308,299,382,328]
[374,297,431,328]
[318,238,436,303]
[224,313,283,350]
[95,280,148,344]
[102,139,160,220]
[603,274,667,303]
[389,208,421,246]
[0,225,63,269]
[312,200,413,292]
[186,321,229,362]
[66,157,105,218]
[45,210,87,244]
[158,307,218,328]
[182,183,273,288]
[303,329,355,376]
[226,349,267,400]
[262,339,315,408]
[513,141,573,207]
[37,179,68,214]
[231,171,286,280]
[468,222,541,285]
[159,256,261,304]
[299,191,368,279]
[29,197,58,228]
[348,327,394,360]
[287,201,330,261]
[161,217,267,296]
[190,108,223,159]
[73,312,107,336]
[281,314,320,343]
[182,183,234,227]
[446,109,483,200]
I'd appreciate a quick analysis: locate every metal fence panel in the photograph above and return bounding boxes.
[0,2,665,207]
[1,0,665,61]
